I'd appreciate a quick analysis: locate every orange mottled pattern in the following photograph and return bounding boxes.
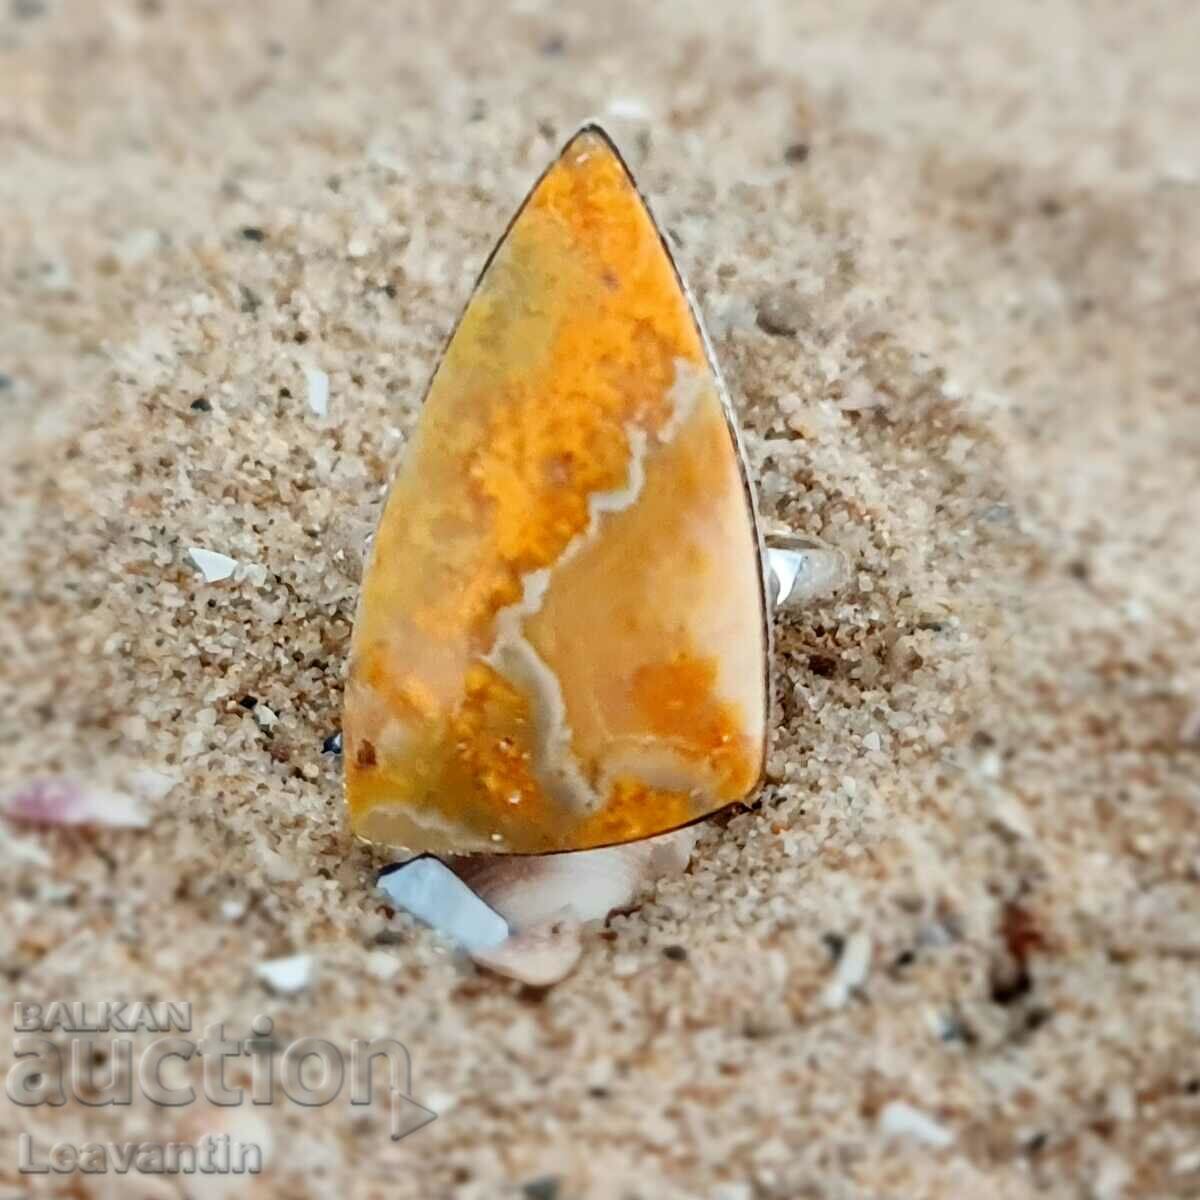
[630,656,760,798]
[344,128,766,853]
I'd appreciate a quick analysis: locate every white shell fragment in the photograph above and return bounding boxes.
[0,826,53,866]
[253,704,279,730]
[187,546,239,582]
[1,777,152,829]
[125,767,176,803]
[364,949,401,981]
[377,855,510,953]
[375,826,698,985]
[454,825,699,929]
[255,954,315,995]
[606,96,651,120]
[879,1100,955,1148]
[303,366,330,417]
[822,928,873,1009]
[765,534,849,610]
[470,919,584,987]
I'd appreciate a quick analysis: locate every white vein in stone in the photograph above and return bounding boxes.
[482,358,707,823]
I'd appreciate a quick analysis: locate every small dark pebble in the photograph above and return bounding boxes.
[522,1177,561,1200]
[239,285,262,314]
[239,695,259,710]
[755,287,809,338]
[662,944,688,962]
[989,962,1033,1007]
[1038,196,1064,218]
[1001,902,1046,966]
[892,949,916,969]
[293,330,309,344]
[190,397,212,412]
[240,226,266,242]
[0,374,12,390]
[938,1013,978,1045]
[278,386,292,399]
[784,141,810,164]
[540,33,566,56]
[822,932,845,960]
[322,731,343,755]
[1025,1132,1048,1155]
[1184,1078,1200,1095]
[382,283,397,299]
[1024,1005,1052,1033]
[808,653,837,678]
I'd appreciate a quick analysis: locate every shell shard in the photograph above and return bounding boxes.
[344,125,767,854]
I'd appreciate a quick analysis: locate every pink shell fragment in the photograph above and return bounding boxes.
[1,777,152,829]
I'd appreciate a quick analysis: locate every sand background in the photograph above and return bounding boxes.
[2,1,1199,1197]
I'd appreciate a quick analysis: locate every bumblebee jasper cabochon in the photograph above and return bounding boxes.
[344,125,768,854]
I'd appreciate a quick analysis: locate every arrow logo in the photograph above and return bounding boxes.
[389,1089,437,1141]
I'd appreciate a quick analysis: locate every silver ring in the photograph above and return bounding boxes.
[344,121,848,861]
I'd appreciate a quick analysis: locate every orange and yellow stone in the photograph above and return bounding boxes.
[344,125,768,854]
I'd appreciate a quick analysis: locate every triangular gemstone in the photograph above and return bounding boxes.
[345,126,767,853]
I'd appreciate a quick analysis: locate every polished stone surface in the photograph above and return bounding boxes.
[344,127,767,853]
